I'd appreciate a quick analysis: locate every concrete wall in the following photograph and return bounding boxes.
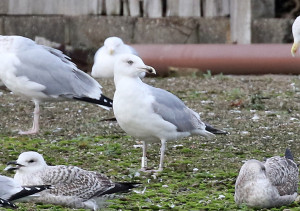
[0,15,293,48]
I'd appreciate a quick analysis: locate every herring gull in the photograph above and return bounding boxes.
[0,174,53,208]
[113,54,227,172]
[291,16,300,56]
[0,198,16,208]
[5,151,139,210]
[0,35,112,134]
[235,149,298,208]
[91,37,145,78]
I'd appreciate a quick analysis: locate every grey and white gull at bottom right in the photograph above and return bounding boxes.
[113,54,227,172]
[235,148,299,208]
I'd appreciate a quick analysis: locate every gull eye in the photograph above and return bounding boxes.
[28,159,35,163]
[127,60,133,65]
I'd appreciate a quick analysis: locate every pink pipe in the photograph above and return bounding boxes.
[131,44,300,75]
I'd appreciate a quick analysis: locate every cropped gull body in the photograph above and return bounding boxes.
[291,16,300,56]
[0,197,16,208]
[235,149,299,208]
[113,54,227,172]
[91,37,145,78]
[0,35,112,134]
[0,174,52,208]
[6,151,138,210]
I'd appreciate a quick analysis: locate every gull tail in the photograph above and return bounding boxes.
[0,198,17,209]
[285,148,294,161]
[73,94,113,110]
[204,123,228,135]
[8,185,53,201]
[99,182,141,196]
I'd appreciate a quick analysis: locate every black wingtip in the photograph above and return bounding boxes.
[0,198,17,209]
[99,182,141,196]
[8,185,53,201]
[73,94,113,108]
[204,123,228,135]
[285,148,294,161]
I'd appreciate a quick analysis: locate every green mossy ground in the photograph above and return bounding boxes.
[0,74,299,210]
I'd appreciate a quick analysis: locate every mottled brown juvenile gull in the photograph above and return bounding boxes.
[5,151,138,210]
[113,54,227,172]
[235,149,298,208]
[91,37,145,78]
[0,35,112,135]
[0,174,52,208]
[291,16,300,56]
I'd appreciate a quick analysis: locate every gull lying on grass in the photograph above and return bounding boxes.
[0,35,112,135]
[235,149,299,208]
[91,37,145,79]
[0,174,53,208]
[0,197,17,209]
[113,54,227,172]
[6,151,139,210]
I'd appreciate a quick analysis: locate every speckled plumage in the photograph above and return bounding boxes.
[235,149,298,208]
[6,151,138,210]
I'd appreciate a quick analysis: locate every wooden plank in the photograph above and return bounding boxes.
[203,0,230,17]
[105,0,121,15]
[166,0,179,16]
[230,0,251,44]
[7,0,98,15]
[128,0,141,17]
[0,0,9,14]
[167,0,201,17]
[178,0,201,17]
[98,0,105,15]
[143,0,162,17]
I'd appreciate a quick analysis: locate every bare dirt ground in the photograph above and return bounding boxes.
[0,74,299,210]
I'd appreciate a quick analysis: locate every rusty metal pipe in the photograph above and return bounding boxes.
[131,44,300,75]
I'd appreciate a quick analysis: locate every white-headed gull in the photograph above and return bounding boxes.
[0,35,112,134]
[91,36,145,79]
[113,54,227,172]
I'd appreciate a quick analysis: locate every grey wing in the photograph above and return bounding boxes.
[265,156,299,196]
[0,175,21,199]
[150,86,206,132]
[43,166,113,201]
[15,45,101,99]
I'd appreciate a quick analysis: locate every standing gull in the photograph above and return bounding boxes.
[5,151,139,210]
[291,16,300,56]
[0,35,112,134]
[0,175,53,208]
[91,36,145,79]
[113,54,227,172]
[235,149,299,208]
